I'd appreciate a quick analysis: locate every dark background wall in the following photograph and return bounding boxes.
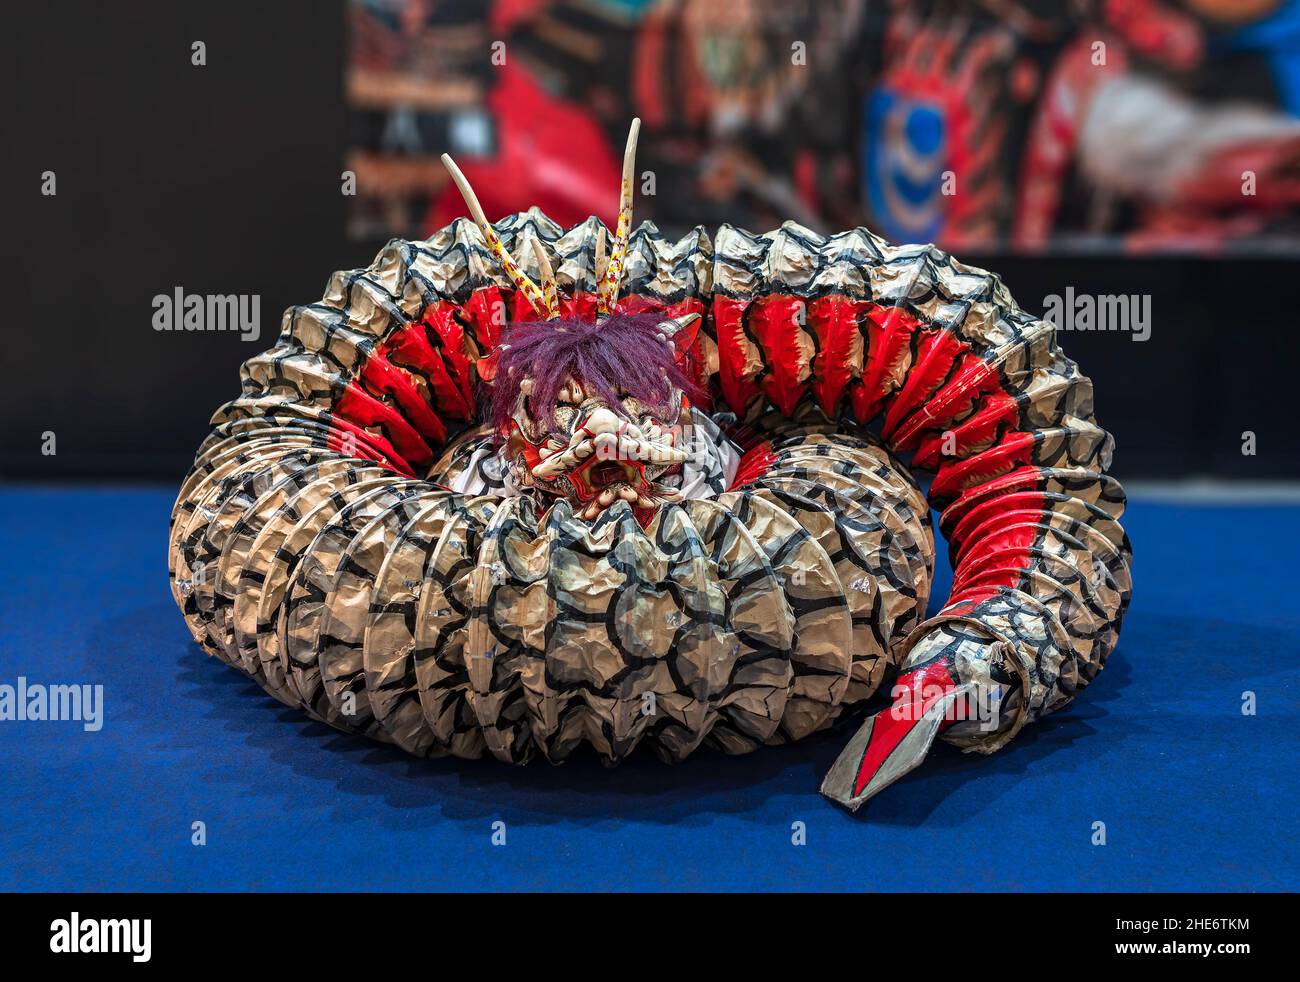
[4,1,1298,482]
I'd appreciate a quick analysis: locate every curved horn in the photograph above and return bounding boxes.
[529,237,559,319]
[656,312,701,340]
[441,153,558,320]
[597,118,641,315]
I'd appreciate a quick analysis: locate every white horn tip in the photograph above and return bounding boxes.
[658,312,701,339]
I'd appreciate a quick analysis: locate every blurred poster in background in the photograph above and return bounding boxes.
[347,0,1300,253]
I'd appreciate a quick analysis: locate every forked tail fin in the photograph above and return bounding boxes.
[820,658,974,811]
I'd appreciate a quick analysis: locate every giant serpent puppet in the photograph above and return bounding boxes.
[169,121,1132,809]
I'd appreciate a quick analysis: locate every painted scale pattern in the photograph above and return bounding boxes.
[169,211,1132,772]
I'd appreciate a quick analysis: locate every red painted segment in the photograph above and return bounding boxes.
[949,495,1054,561]
[335,382,433,469]
[939,465,1047,536]
[929,431,1036,506]
[806,296,864,417]
[712,295,763,416]
[748,295,811,417]
[882,328,966,441]
[417,302,476,418]
[729,441,777,490]
[324,419,411,476]
[853,658,961,797]
[463,286,509,355]
[384,320,473,423]
[912,390,1019,470]
[356,353,448,448]
[852,304,924,422]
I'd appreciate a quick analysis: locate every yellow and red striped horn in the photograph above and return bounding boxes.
[596,118,641,315]
[440,153,559,321]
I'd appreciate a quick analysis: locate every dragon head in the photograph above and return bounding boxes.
[443,118,716,523]
[490,312,703,522]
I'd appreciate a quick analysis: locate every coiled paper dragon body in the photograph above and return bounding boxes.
[170,121,1131,809]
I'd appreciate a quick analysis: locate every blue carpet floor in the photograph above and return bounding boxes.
[0,485,1295,891]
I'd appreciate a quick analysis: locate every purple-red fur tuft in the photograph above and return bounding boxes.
[486,314,705,439]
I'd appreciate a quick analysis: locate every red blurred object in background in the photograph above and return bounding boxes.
[425,62,623,233]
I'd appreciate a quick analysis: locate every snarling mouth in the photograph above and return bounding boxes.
[525,426,687,521]
[569,458,650,501]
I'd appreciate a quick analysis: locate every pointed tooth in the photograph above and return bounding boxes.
[593,432,620,458]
